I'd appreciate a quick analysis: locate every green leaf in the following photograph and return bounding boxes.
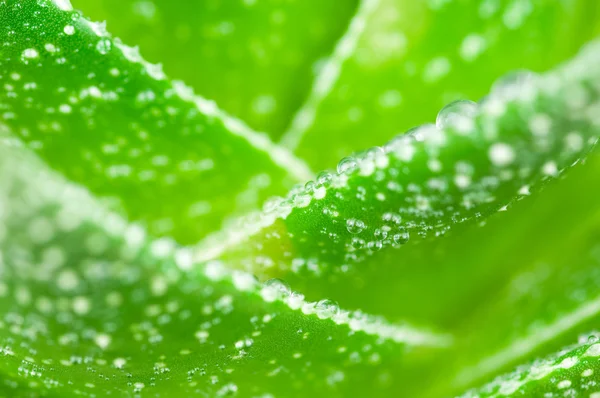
[3,1,600,397]
[72,0,359,136]
[281,0,600,170]
[428,151,600,396]
[0,136,450,397]
[459,332,600,397]
[198,38,600,294]
[0,0,312,245]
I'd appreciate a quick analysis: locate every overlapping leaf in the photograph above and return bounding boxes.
[73,0,359,135]
[282,0,600,170]
[2,0,600,397]
[0,0,311,245]
[459,333,600,397]
[0,134,450,397]
[198,39,600,298]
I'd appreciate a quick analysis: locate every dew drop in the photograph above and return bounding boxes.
[263,278,291,300]
[96,38,112,55]
[21,48,39,63]
[584,343,600,357]
[63,25,75,35]
[436,100,478,131]
[492,70,537,100]
[316,299,340,319]
[262,196,284,213]
[346,218,366,234]
[488,143,515,166]
[69,10,81,21]
[393,232,410,245]
[293,194,311,208]
[22,48,39,60]
[350,237,365,250]
[367,241,383,251]
[337,156,358,174]
[316,171,333,187]
[304,180,316,193]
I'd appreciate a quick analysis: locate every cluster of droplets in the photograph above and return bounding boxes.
[260,278,342,321]
[460,332,600,398]
[204,48,600,276]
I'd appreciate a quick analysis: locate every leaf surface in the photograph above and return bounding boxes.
[282,0,600,170]
[199,39,600,300]
[73,0,359,136]
[458,333,600,397]
[0,0,312,245]
[0,135,449,397]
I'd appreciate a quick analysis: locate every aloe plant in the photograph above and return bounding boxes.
[1,0,600,397]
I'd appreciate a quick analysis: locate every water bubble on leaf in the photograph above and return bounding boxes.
[488,142,516,167]
[492,70,538,100]
[363,146,388,168]
[288,183,305,196]
[367,241,383,251]
[304,180,316,193]
[262,196,284,213]
[21,48,39,62]
[293,193,311,208]
[350,237,365,250]
[63,25,75,35]
[69,10,81,21]
[262,278,291,302]
[316,171,333,187]
[385,132,417,161]
[579,332,600,344]
[96,38,111,55]
[313,185,326,200]
[436,100,478,131]
[337,156,358,174]
[232,271,259,292]
[393,232,410,245]
[346,218,366,234]
[286,292,305,310]
[316,299,340,319]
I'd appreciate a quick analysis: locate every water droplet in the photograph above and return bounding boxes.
[350,237,365,250]
[96,38,111,55]
[363,146,388,168]
[393,232,410,245]
[21,48,39,61]
[385,133,417,160]
[436,100,478,131]
[262,196,284,213]
[293,194,311,208]
[492,70,537,100]
[488,142,515,166]
[304,181,316,193]
[316,171,333,187]
[337,156,358,174]
[69,10,82,21]
[367,241,383,251]
[63,25,75,35]
[263,279,291,299]
[346,218,366,234]
[288,183,304,196]
[315,299,339,319]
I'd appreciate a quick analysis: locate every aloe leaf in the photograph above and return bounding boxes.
[281,0,600,170]
[458,332,600,397]
[197,39,600,300]
[72,0,359,136]
[0,0,312,245]
[0,136,451,397]
[424,153,600,395]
